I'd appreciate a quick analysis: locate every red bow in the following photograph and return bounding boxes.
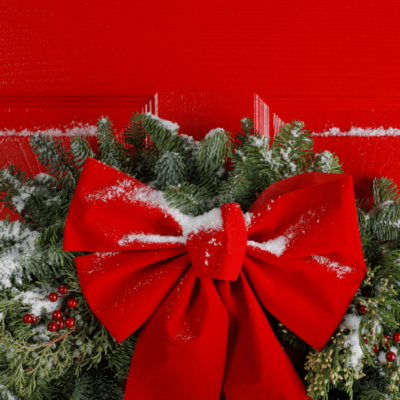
[63,158,366,400]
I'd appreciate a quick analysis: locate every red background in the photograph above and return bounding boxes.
[2,0,400,214]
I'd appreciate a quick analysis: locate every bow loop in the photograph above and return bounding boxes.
[63,157,186,253]
[187,203,247,281]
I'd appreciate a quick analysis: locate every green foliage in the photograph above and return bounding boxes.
[155,151,187,190]
[163,182,210,216]
[195,128,233,172]
[1,113,400,400]
[97,116,130,172]
[261,120,314,184]
[30,133,78,189]
[312,150,343,174]
[70,135,95,175]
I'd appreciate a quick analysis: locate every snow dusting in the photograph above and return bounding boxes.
[0,384,16,400]
[312,127,400,137]
[311,255,354,279]
[118,233,186,247]
[378,347,397,363]
[0,122,98,137]
[314,151,336,173]
[339,314,363,370]
[247,211,319,258]
[0,220,39,289]
[86,252,120,274]
[146,113,179,134]
[205,128,224,139]
[243,212,252,229]
[248,236,288,257]
[16,286,62,317]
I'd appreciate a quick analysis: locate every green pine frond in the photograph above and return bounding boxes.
[373,177,400,206]
[70,135,95,174]
[97,116,129,172]
[154,151,187,191]
[29,133,78,189]
[195,129,233,172]
[163,182,210,216]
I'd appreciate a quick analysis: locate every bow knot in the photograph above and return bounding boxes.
[187,203,247,281]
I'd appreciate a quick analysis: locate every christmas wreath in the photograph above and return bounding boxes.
[1,114,400,400]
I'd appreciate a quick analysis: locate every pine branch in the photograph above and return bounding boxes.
[373,177,400,206]
[29,133,78,189]
[195,129,233,172]
[70,135,95,175]
[154,151,187,191]
[97,116,129,172]
[123,112,147,171]
[141,114,189,159]
[311,151,343,174]
[262,120,314,184]
[163,182,210,216]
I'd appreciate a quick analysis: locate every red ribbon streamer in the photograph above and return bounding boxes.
[63,158,366,400]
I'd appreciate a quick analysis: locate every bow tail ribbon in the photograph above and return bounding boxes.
[125,268,229,400]
[216,272,308,400]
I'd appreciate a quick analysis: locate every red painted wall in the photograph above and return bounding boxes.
[2,0,400,215]
[2,0,400,97]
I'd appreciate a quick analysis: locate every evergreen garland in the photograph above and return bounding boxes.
[0,112,400,399]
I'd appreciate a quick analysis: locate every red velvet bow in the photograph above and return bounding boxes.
[63,157,366,400]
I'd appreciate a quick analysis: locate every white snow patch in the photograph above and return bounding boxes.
[145,113,179,134]
[16,286,62,317]
[205,128,224,139]
[248,236,288,257]
[339,314,363,370]
[247,211,318,258]
[314,151,336,173]
[0,122,98,137]
[311,255,354,279]
[0,384,17,400]
[313,127,400,137]
[34,173,54,182]
[118,233,186,247]
[243,212,252,229]
[0,221,39,289]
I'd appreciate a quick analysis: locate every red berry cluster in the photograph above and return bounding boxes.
[362,331,400,362]
[22,285,78,333]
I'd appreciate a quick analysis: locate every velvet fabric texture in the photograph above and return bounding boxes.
[63,158,366,400]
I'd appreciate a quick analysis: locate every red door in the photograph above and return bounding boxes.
[2,0,400,217]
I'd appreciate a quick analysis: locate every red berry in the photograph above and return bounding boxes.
[358,304,367,314]
[382,334,390,347]
[56,320,65,329]
[393,333,400,343]
[68,298,78,308]
[52,310,62,320]
[386,351,397,362]
[65,317,75,328]
[58,285,68,295]
[48,292,58,302]
[23,314,33,324]
[362,334,368,344]
[31,316,38,323]
[47,322,58,332]
[373,344,381,354]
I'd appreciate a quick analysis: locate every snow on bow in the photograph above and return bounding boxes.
[63,157,366,400]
